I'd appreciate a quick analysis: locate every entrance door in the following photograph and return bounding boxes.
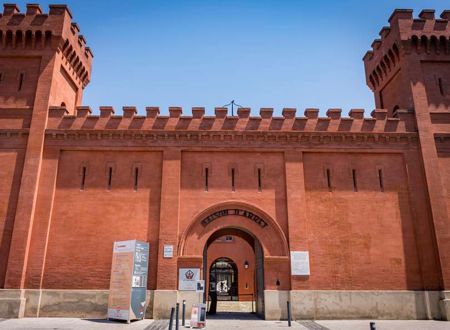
[209,257,238,301]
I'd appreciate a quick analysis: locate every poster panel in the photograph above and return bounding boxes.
[290,251,310,276]
[178,268,200,291]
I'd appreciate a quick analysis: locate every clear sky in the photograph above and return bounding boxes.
[14,1,449,116]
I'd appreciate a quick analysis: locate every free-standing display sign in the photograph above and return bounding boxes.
[178,268,200,291]
[108,240,149,322]
[190,303,207,328]
[290,251,310,276]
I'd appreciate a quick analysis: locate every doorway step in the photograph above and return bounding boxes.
[216,301,255,313]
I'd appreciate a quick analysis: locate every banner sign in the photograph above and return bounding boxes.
[201,209,267,228]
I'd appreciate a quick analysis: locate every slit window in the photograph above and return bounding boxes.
[134,167,139,191]
[231,168,236,192]
[438,78,445,96]
[326,168,332,192]
[378,169,384,192]
[205,167,209,192]
[107,167,113,190]
[80,166,86,190]
[18,72,24,91]
[0,72,3,84]
[352,169,358,192]
[257,168,262,192]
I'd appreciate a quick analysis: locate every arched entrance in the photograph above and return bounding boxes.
[179,202,290,319]
[203,228,265,316]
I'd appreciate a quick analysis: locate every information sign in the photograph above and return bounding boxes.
[290,251,310,276]
[178,268,200,291]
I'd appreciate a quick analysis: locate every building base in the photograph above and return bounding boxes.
[0,289,448,320]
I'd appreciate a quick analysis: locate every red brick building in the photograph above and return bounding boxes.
[0,4,449,320]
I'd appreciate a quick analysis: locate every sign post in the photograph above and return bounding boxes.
[107,240,149,323]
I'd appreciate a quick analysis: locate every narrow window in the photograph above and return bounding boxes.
[18,72,24,91]
[205,167,209,192]
[438,78,444,96]
[80,166,86,190]
[134,167,139,191]
[107,166,113,190]
[0,72,3,83]
[231,168,235,192]
[257,168,262,192]
[352,169,358,192]
[378,169,384,192]
[326,168,332,192]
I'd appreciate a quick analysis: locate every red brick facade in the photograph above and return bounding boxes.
[0,4,449,320]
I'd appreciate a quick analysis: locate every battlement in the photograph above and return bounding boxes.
[0,4,92,87]
[44,106,417,134]
[363,9,450,91]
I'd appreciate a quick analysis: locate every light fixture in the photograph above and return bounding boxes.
[244,260,249,269]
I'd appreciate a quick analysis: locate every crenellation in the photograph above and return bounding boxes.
[237,107,250,118]
[48,4,71,18]
[122,106,137,118]
[326,108,342,119]
[304,108,319,119]
[441,10,450,20]
[260,108,273,119]
[418,9,435,20]
[3,3,19,15]
[146,107,159,118]
[192,107,205,118]
[282,108,296,118]
[26,4,41,15]
[99,106,114,118]
[371,109,388,120]
[215,107,227,118]
[76,106,91,118]
[349,109,364,119]
[169,107,182,118]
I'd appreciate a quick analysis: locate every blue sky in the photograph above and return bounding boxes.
[15,1,449,116]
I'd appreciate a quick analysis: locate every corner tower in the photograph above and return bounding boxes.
[0,3,92,113]
[364,9,450,297]
[363,9,450,116]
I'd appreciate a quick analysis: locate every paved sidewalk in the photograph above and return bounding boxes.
[0,317,448,329]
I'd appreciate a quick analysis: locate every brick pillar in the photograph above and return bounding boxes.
[4,54,58,289]
[154,149,181,318]
[284,150,309,289]
[405,57,450,290]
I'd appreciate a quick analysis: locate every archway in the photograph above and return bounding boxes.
[179,202,290,319]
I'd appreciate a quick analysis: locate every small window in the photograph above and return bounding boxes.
[80,166,87,190]
[134,167,139,191]
[205,167,209,192]
[352,169,358,192]
[107,166,113,190]
[378,169,384,192]
[326,168,332,192]
[18,72,24,91]
[231,168,236,192]
[257,168,262,192]
[438,77,445,96]
[0,72,4,83]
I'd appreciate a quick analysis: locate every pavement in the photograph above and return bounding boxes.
[0,315,448,330]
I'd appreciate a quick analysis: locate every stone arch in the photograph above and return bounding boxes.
[179,201,289,257]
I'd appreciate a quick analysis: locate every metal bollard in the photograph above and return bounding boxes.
[175,303,180,330]
[182,300,186,326]
[168,307,175,330]
[287,301,292,327]
[370,321,376,330]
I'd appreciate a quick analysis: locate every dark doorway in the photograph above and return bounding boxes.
[209,257,239,301]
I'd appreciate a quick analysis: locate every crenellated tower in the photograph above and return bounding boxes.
[0,3,92,113]
[363,9,450,116]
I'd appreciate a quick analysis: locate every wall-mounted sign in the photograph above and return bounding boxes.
[108,240,149,322]
[163,244,173,258]
[178,268,200,291]
[201,209,267,228]
[290,251,310,276]
[196,280,205,293]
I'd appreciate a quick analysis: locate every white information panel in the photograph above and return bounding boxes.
[163,244,173,258]
[290,251,310,276]
[178,268,200,291]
